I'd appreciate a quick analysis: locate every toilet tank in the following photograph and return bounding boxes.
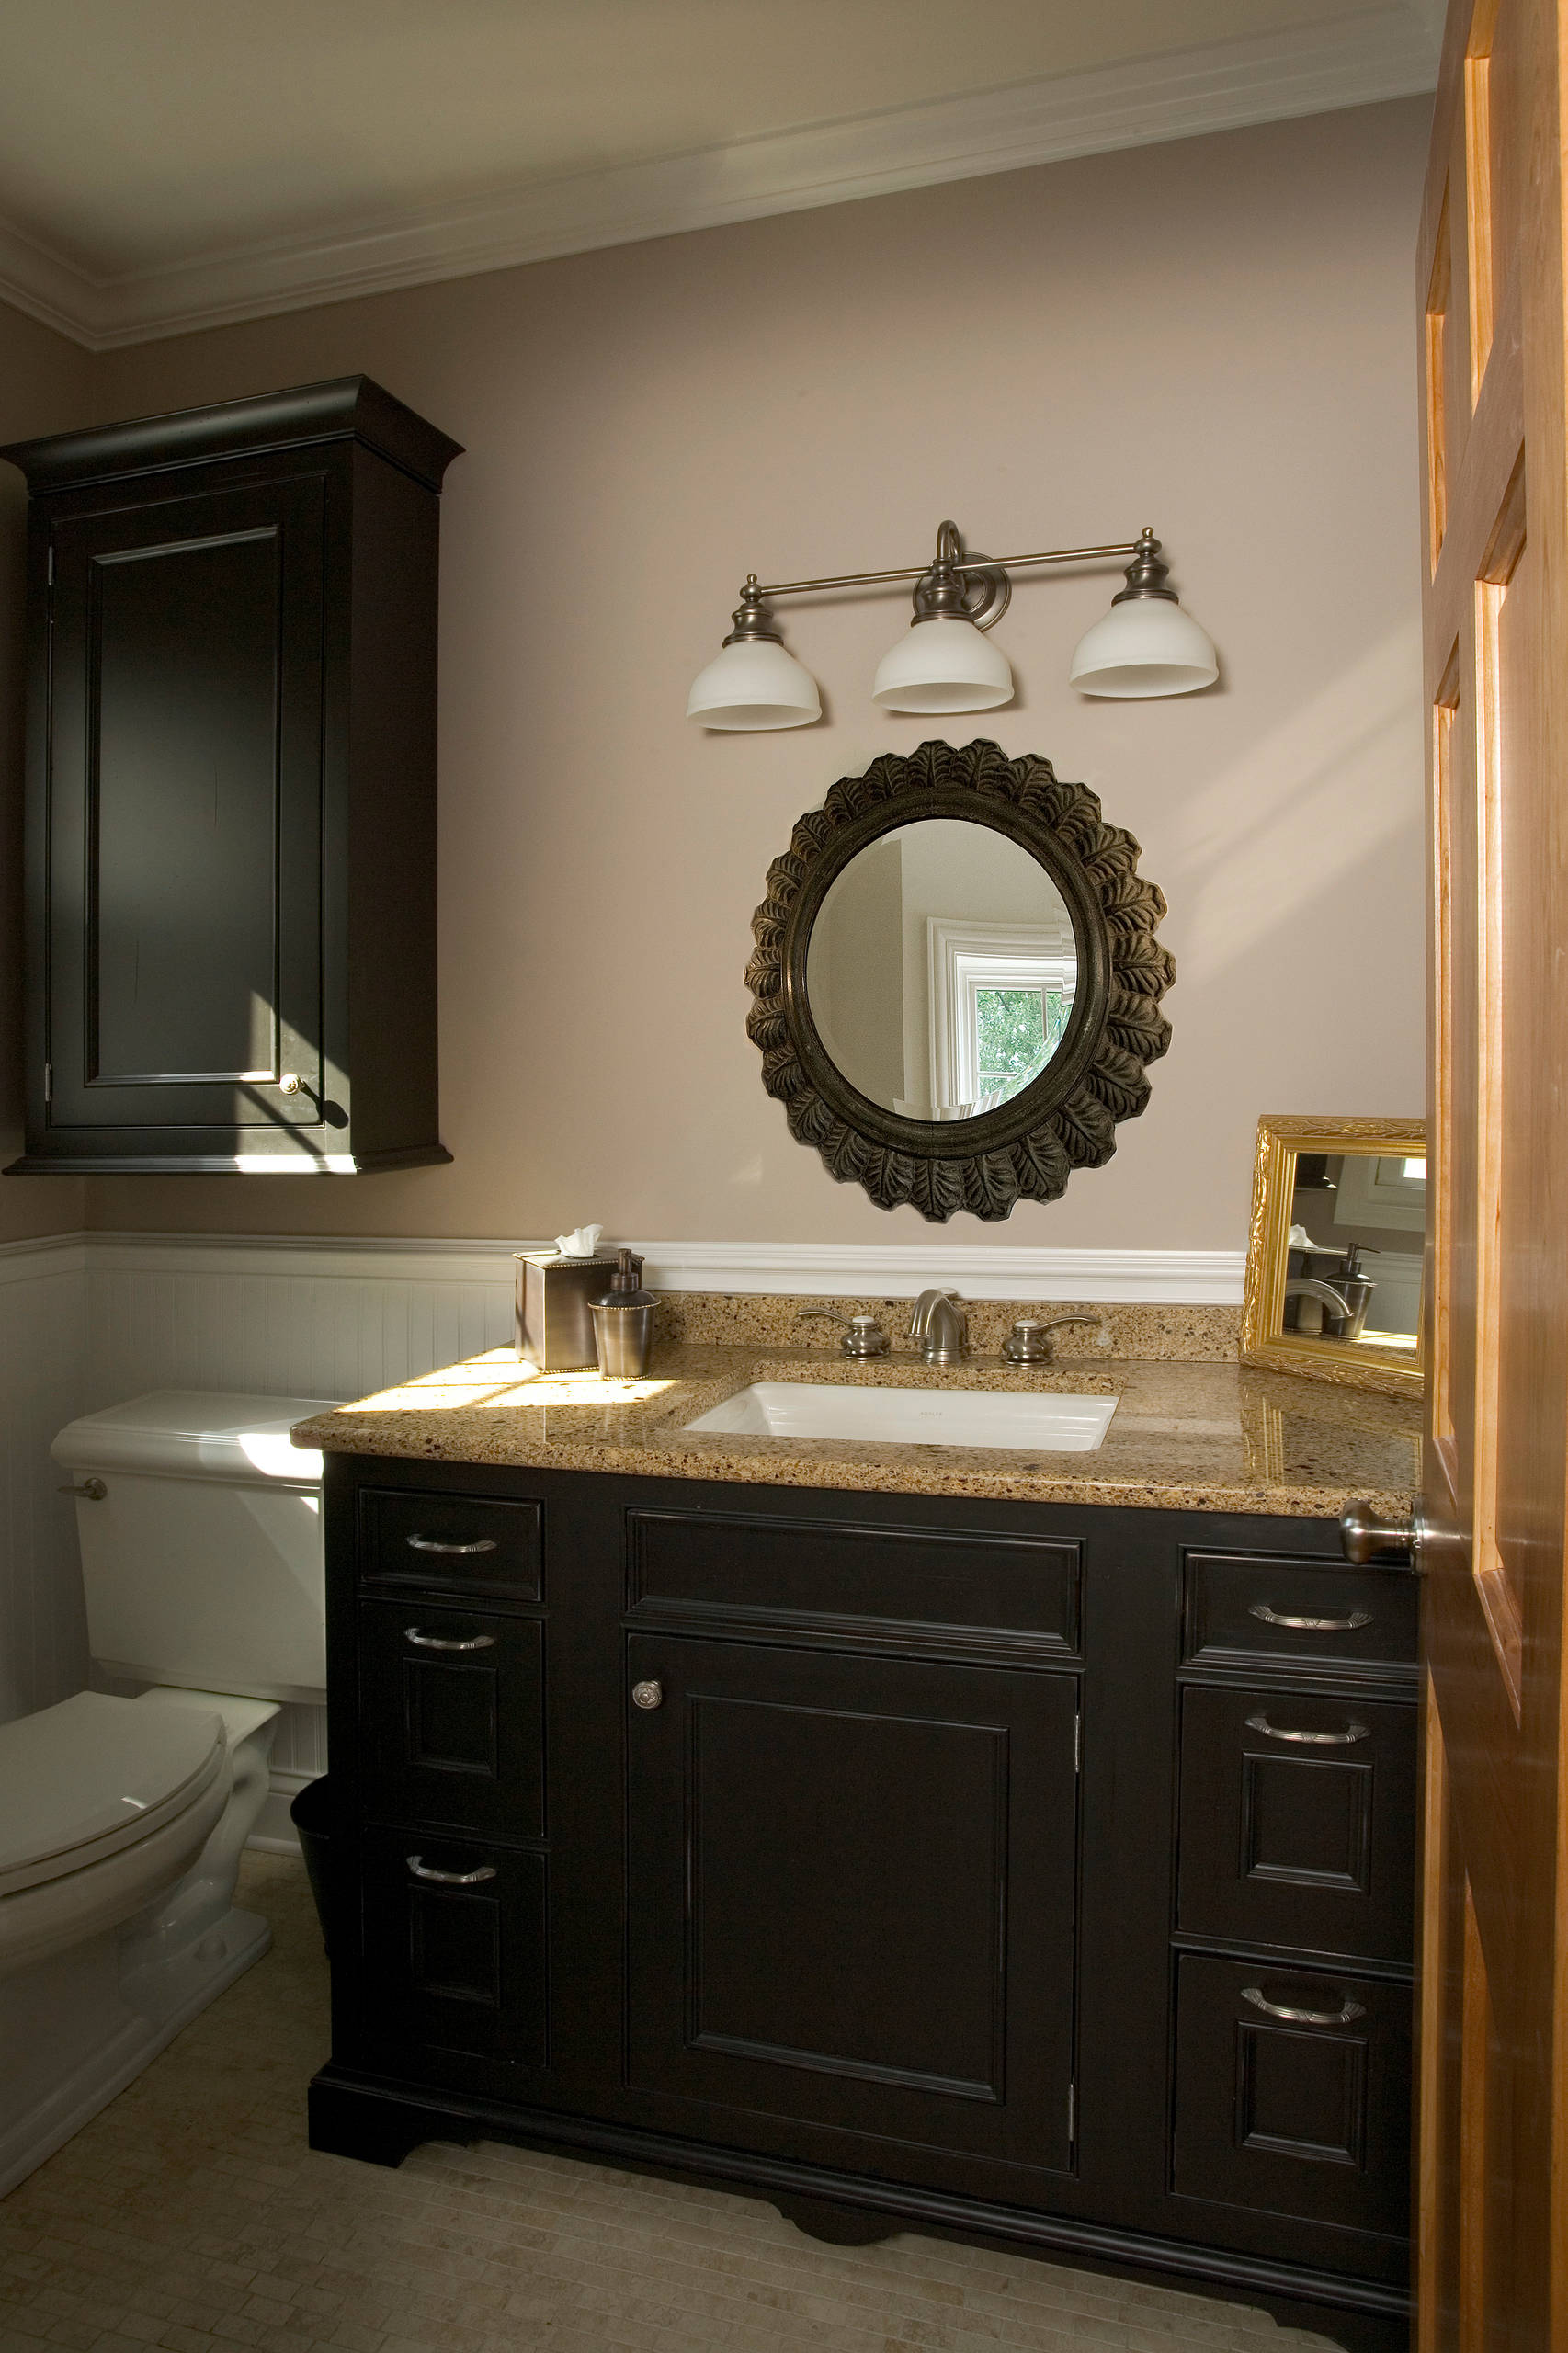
[52,1392,339,1704]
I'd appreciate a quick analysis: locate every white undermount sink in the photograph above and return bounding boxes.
[684,1381,1119,1453]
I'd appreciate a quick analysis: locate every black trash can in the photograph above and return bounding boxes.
[290,1774,335,1954]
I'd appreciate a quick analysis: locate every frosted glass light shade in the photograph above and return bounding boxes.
[686,637,821,730]
[871,617,1014,714]
[1069,597,1218,699]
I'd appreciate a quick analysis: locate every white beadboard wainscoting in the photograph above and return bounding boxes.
[0,1237,90,1724]
[1,1228,1245,1844]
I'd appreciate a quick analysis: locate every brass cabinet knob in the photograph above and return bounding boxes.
[631,1679,664,1711]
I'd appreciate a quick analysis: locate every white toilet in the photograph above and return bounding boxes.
[0,1390,335,2199]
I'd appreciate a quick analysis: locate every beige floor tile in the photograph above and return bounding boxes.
[1,1856,1349,2353]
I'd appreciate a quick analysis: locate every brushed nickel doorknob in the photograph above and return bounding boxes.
[1339,1499,1423,1568]
[631,1679,664,1711]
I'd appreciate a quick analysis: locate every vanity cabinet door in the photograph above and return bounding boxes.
[1176,1685,1416,1962]
[357,1827,548,2072]
[624,1634,1078,2177]
[358,1600,545,1839]
[1172,1954,1411,2242]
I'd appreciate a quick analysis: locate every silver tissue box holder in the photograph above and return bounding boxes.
[515,1252,617,1371]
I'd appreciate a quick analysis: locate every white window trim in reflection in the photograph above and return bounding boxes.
[1331,1152,1426,1234]
[926,919,1076,1119]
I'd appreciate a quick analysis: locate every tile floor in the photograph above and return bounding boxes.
[0,1854,1342,2353]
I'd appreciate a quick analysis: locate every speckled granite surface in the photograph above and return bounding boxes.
[293,1340,1420,1518]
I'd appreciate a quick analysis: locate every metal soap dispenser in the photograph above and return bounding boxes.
[591,1250,657,1379]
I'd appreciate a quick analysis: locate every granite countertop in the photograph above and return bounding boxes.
[291,1342,1421,1518]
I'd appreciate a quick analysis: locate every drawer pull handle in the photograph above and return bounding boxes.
[405,1854,498,1886]
[404,1626,497,1653]
[1243,1985,1367,2028]
[1248,1602,1372,1632]
[1245,1712,1369,1745]
[405,1533,499,1557]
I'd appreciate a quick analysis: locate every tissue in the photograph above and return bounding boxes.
[554,1223,605,1259]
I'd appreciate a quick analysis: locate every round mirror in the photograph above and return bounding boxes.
[746,741,1173,1222]
[805,818,1077,1122]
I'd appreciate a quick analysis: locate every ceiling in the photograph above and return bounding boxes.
[0,0,1441,350]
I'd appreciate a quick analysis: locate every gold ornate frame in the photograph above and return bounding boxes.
[1241,1113,1426,1398]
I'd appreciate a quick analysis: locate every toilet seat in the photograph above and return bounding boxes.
[0,1692,226,1897]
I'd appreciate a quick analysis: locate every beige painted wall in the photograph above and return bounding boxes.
[0,308,95,1242]
[6,97,1430,1253]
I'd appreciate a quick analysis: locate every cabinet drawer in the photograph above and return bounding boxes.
[1177,1684,1415,1961]
[358,1486,541,1600]
[358,1600,544,1839]
[1173,1953,1410,2241]
[357,1827,547,2070]
[629,1507,1079,1652]
[1183,1551,1416,1677]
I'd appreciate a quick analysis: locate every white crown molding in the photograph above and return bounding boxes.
[0,9,1438,353]
[77,1229,1244,1303]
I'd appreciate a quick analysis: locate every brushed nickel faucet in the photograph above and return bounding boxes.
[909,1288,969,1365]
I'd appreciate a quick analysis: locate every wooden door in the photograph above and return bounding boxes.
[1416,2,1568,2345]
[624,1634,1079,2186]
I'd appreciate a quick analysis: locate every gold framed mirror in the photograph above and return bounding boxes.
[1241,1114,1426,1397]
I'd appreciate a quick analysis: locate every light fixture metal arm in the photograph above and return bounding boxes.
[752,535,1145,600]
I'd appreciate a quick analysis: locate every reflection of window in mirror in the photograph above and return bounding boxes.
[926,922,1076,1118]
[1283,1149,1425,1353]
[805,816,1078,1122]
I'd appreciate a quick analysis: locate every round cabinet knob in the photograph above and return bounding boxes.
[631,1679,664,1711]
[278,1072,302,1097]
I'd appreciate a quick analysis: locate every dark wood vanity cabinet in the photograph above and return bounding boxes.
[0,378,461,1175]
[312,1461,1416,2353]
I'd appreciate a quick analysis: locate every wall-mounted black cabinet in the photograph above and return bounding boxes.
[1,376,461,1174]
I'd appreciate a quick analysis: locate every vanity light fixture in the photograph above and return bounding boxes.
[686,520,1218,730]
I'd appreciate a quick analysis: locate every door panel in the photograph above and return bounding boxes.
[626,1635,1078,2178]
[358,1600,545,1840]
[1173,1954,1411,2242]
[1177,1686,1415,1961]
[357,1828,548,2072]
[1417,3,1568,2346]
[46,472,324,1132]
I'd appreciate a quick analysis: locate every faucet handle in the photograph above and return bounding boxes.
[797,1307,891,1358]
[1002,1313,1102,1364]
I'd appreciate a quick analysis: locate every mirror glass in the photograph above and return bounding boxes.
[804,818,1077,1121]
[1280,1148,1426,1358]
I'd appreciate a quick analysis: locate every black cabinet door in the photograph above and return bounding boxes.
[357,1826,548,2073]
[626,1634,1078,2176]
[1176,1685,1416,1961]
[46,473,326,1140]
[358,1600,545,1840]
[1172,1954,1411,2242]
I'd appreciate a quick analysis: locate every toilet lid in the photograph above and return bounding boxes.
[0,1691,226,1895]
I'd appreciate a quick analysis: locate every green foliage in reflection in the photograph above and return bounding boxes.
[975,986,1068,1104]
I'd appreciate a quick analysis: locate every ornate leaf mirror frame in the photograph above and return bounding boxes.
[1241,1113,1426,1398]
[744,738,1175,1222]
